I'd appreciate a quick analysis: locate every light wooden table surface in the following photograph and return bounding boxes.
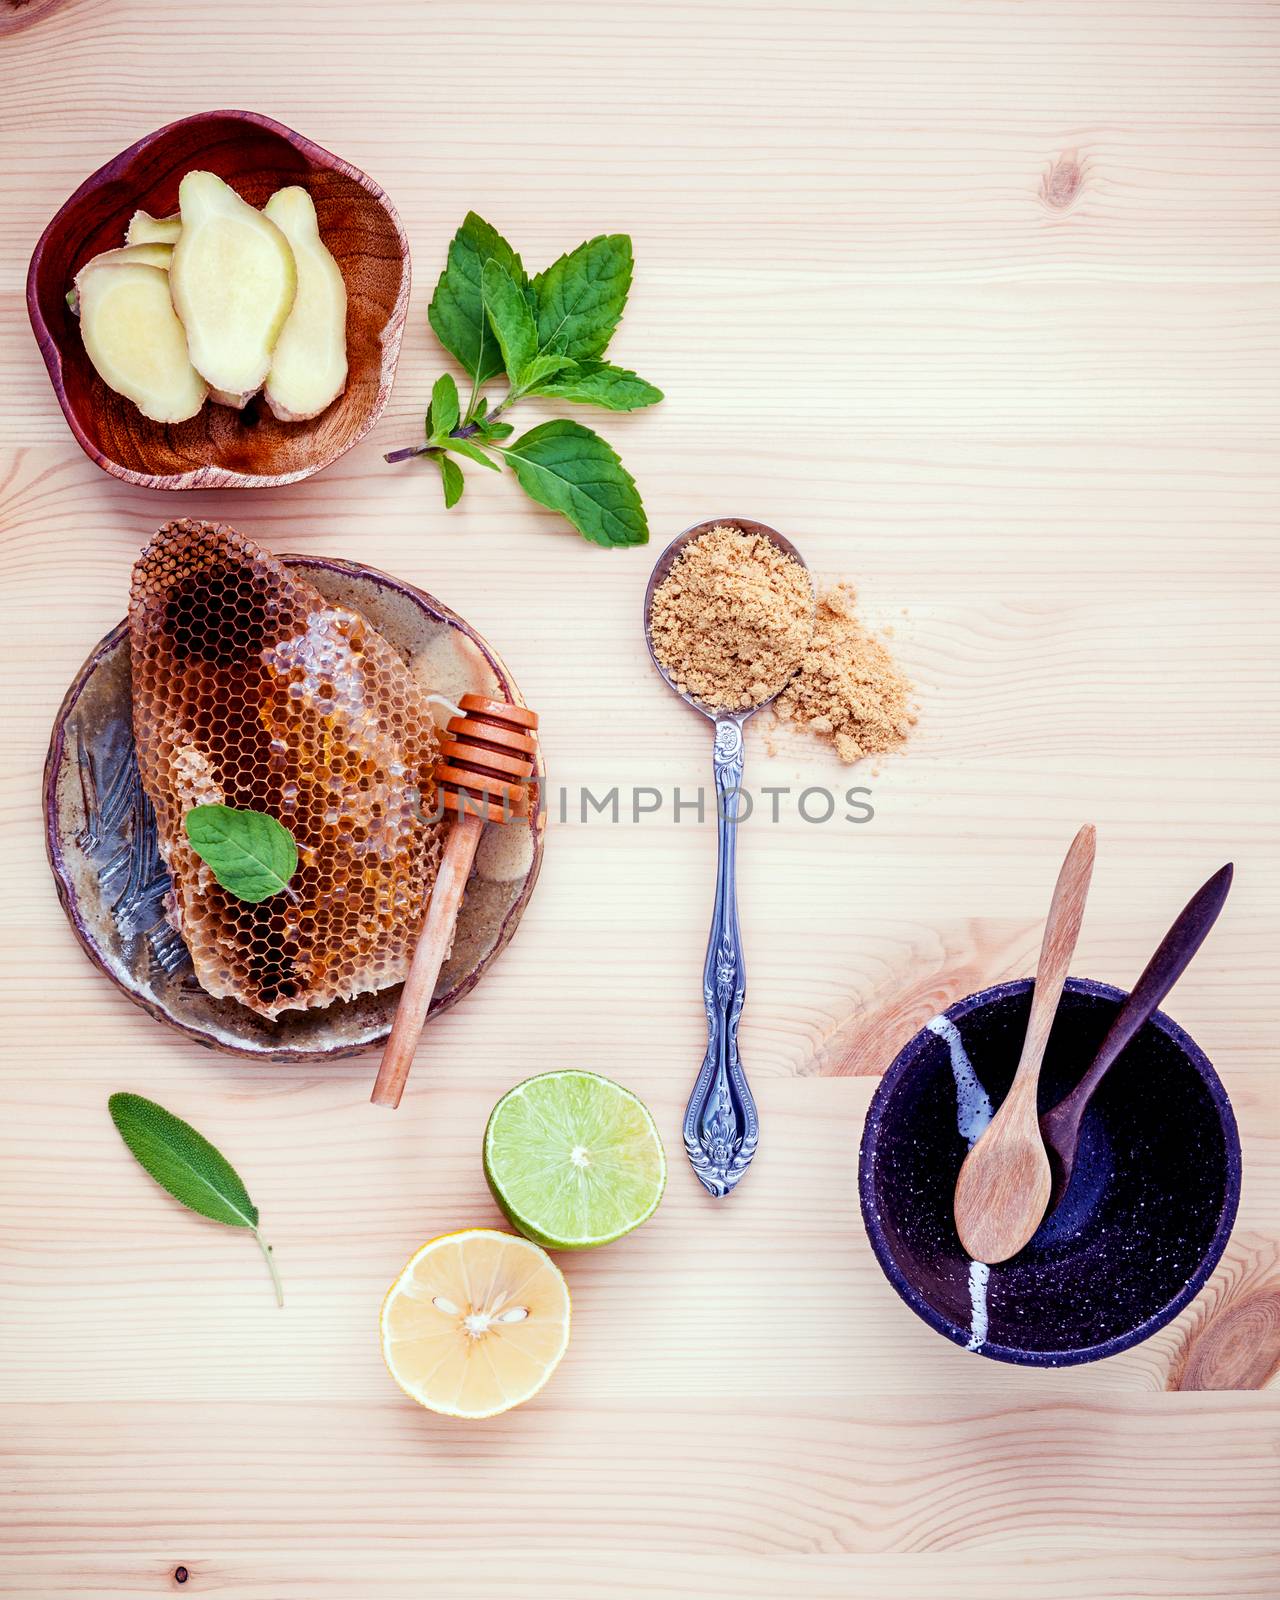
[2,2,1277,1596]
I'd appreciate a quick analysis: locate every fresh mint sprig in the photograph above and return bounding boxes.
[385,213,662,548]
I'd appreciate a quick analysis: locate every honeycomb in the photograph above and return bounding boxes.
[128,520,444,1020]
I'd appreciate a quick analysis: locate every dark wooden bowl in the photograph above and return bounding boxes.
[45,556,546,1063]
[27,110,410,490]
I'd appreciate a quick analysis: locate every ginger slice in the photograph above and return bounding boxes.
[75,261,207,423]
[126,210,181,246]
[81,242,173,272]
[262,186,348,422]
[66,243,173,313]
[169,170,297,408]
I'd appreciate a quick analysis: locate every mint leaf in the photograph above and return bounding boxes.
[532,234,633,360]
[428,373,460,441]
[184,805,298,903]
[108,1093,282,1306]
[429,213,526,383]
[396,216,661,545]
[532,360,662,412]
[516,352,577,391]
[447,437,501,472]
[503,420,647,547]
[482,259,538,380]
[437,453,465,507]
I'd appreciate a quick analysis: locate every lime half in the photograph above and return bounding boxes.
[484,1071,667,1250]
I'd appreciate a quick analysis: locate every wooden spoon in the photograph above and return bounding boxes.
[953,824,1096,1263]
[1040,862,1233,1214]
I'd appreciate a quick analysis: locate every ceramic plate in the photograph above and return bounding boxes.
[44,556,544,1062]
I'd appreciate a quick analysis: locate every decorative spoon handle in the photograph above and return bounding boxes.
[683,717,758,1197]
[1042,862,1234,1147]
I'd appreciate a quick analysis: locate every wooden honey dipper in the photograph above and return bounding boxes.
[371,693,539,1109]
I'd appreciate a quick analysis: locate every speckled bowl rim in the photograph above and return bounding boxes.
[43,553,546,1063]
[858,976,1242,1367]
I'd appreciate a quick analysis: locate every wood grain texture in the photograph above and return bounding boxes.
[1,1,1277,1596]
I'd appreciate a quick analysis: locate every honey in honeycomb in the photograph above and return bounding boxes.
[128,519,443,1020]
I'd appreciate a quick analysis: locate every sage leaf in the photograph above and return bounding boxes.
[108,1093,282,1307]
[429,213,527,383]
[437,452,466,507]
[532,360,663,412]
[482,259,538,381]
[428,372,460,441]
[110,1093,258,1228]
[184,804,298,903]
[503,419,648,547]
[532,234,633,360]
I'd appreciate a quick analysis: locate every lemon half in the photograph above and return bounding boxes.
[380,1229,570,1419]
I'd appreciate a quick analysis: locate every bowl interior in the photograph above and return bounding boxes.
[45,558,544,1062]
[860,978,1239,1365]
[28,111,408,488]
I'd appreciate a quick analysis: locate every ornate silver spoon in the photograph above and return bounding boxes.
[644,517,815,1197]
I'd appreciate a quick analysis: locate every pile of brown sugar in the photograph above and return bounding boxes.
[775,582,915,764]
[648,524,814,711]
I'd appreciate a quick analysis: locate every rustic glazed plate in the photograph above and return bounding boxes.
[44,557,545,1062]
[27,110,409,490]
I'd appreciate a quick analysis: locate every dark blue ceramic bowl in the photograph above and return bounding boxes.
[859,977,1241,1366]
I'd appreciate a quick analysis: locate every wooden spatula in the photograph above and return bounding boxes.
[953,824,1096,1263]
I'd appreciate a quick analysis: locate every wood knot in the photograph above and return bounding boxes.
[1166,1238,1280,1391]
[1040,152,1083,211]
[1176,1289,1280,1391]
[0,0,69,35]
[173,1568,189,1586]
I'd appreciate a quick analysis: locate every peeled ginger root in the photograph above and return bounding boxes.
[75,261,207,424]
[169,171,297,408]
[263,187,348,422]
[127,210,181,246]
[69,173,348,426]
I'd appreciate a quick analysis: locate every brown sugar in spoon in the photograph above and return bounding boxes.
[953,824,1097,1264]
[371,694,538,1109]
